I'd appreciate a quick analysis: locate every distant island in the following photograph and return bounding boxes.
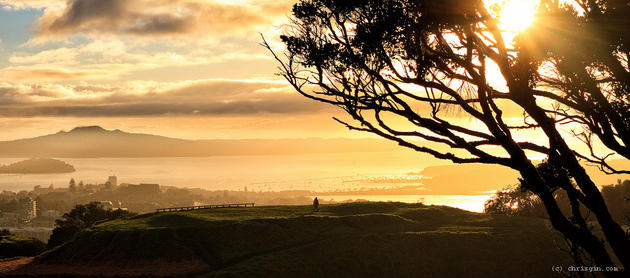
[0,126,405,158]
[0,158,76,174]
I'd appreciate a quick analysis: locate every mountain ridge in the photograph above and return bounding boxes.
[0,126,404,158]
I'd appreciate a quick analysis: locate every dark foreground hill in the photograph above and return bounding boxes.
[9,202,571,277]
[0,235,45,259]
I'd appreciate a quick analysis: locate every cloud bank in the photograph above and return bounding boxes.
[0,79,327,117]
[35,0,291,38]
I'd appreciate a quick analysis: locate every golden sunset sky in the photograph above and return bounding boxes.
[0,0,362,140]
[0,0,587,152]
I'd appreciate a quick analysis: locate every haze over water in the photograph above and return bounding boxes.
[0,152,494,212]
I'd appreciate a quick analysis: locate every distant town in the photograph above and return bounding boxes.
[0,175,323,242]
[1,172,475,243]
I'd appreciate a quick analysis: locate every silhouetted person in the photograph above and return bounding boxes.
[313,197,319,212]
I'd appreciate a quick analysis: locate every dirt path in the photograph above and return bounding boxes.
[5,259,210,277]
[0,257,34,274]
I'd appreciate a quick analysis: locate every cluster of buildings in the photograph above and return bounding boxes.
[0,175,126,242]
[0,193,54,242]
[0,175,177,243]
[0,194,38,226]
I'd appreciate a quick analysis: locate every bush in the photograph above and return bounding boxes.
[485,180,630,221]
[484,186,547,217]
[0,235,45,258]
[47,202,136,249]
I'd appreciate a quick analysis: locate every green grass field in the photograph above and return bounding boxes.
[32,202,572,277]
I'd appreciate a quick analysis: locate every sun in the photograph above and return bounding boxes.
[497,0,537,31]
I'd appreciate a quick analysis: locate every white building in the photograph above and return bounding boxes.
[18,196,36,222]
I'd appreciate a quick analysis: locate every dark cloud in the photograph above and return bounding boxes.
[124,14,189,34]
[0,85,64,105]
[0,79,329,117]
[48,0,126,32]
[0,87,26,105]
[0,99,325,117]
[37,0,291,37]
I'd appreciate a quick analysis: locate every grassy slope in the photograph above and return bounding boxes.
[37,202,571,277]
[0,236,45,258]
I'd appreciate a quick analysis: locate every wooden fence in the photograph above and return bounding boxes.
[156,203,255,213]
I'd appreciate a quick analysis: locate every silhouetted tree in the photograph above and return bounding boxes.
[484,177,630,221]
[0,199,17,212]
[601,180,630,223]
[266,0,630,274]
[521,1,630,175]
[484,185,547,217]
[68,178,76,192]
[47,202,136,249]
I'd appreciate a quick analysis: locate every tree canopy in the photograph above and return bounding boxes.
[267,0,630,275]
[47,202,136,249]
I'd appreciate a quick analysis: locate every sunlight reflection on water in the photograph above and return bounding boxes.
[0,152,446,192]
[0,153,493,212]
[314,194,491,212]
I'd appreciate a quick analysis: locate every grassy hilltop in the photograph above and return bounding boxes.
[14,202,571,277]
[0,235,45,259]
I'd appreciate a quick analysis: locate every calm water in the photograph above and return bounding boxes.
[0,152,489,212]
[314,195,490,212]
